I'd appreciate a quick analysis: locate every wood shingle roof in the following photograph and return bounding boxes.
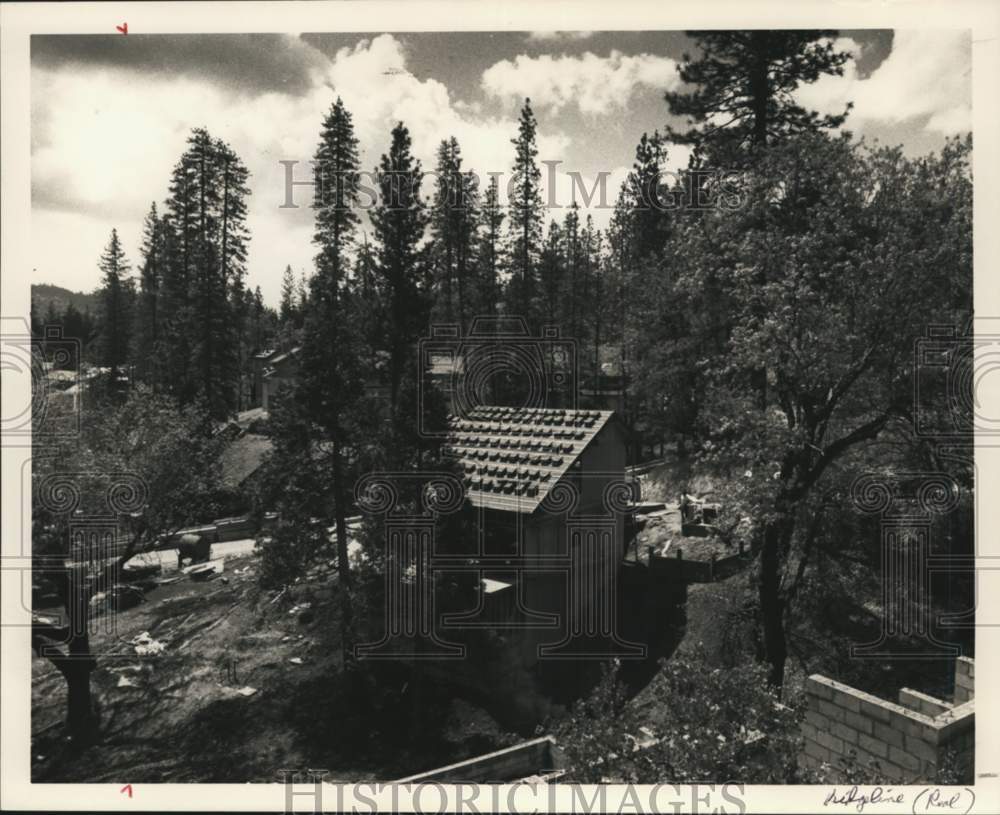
[445,406,613,513]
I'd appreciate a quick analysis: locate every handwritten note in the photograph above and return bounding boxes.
[822,785,975,814]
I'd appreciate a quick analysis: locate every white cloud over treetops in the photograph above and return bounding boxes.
[481,50,683,116]
[795,30,971,136]
[31,30,971,305]
[32,35,576,304]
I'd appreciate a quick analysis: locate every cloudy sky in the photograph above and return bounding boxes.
[31,29,971,306]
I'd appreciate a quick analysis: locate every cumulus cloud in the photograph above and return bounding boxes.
[481,50,681,116]
[31,34,585,304]
[795,30,971,135]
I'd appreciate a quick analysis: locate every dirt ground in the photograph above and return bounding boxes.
[29,457,736,783]
[630,459,734,563]
[31,549,514,783]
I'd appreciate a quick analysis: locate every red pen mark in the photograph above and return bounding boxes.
[116,22,128,35]
[120,784,133,798]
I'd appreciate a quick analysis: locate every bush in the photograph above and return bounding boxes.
[255,519,326,589]
[554,647,807,783]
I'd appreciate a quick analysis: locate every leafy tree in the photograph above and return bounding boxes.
[678,134,972,685]
[31,386,223,745]
[665,31,853,162]
[554,648,804,783]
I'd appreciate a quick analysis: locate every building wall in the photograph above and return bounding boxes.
[262,375,295,411]
[514,419,628,669]
[800,658,974,782]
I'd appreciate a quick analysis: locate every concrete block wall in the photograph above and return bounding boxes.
[801,658,974,783]
[955,656,974,703]
[898,687,951,717]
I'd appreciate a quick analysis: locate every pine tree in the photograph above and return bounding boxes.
[296,272,307,309]
[61,304,86,370]
[353,233,383,370]
[429,137,480,330]
[279,265,297,325]
[30,298,41,340]
[665,31,853,162]
[160,127,251,417]
[562,202,582,342]
[370,122,430,463]
[297,98,365,645]
[218,139,252,411]
[252,286,266,353]
[586,222,605,391]
[43,300,59,332]
[97,228,132,378]
[606,182,636,452]
[477,175,505,317]
[629,131,671,262]
[538,220,564,327]
[134,203,165,385]
[505,99,544,323]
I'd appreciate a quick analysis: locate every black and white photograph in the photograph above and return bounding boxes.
[1,2,998,813]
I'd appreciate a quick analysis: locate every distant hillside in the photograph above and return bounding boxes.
[32,284,100,316]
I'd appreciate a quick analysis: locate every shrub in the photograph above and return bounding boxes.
[554,646,806,783]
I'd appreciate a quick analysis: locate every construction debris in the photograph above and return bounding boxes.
[131,631,167,656]
[187,560,225,581]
